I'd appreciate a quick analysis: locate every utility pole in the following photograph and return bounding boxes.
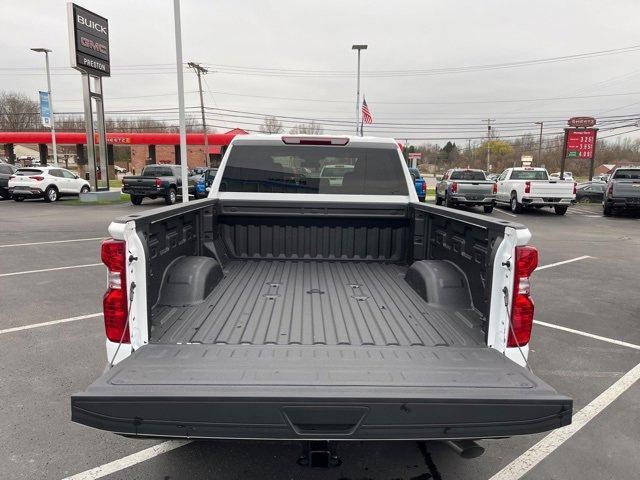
[534,121,543,166]
[484,119,494,172]
[188,62,210,166]
[352,44,367,135]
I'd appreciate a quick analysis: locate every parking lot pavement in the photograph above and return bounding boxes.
[0,201,638,479]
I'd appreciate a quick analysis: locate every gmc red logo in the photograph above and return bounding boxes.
[80,36,108,55]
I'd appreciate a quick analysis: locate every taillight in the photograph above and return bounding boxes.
[30,176,45,181]
[524,181,531,194]
[607,183,613,196]
[9,175,16,180]
[573,182,577,195]
[492,182,498,194]
[101,238,129,343]
[155,178,162,187]
[508,245,538,348]
[451,182,458,193]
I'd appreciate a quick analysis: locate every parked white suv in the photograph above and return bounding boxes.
[9,166,90,202]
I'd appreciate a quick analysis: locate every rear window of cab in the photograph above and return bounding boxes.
[15,169,43,176]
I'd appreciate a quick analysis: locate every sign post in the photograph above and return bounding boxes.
[67,3,111,192]
[561,117,598,181]
[408,152,422,168]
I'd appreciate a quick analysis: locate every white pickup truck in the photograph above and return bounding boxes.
[72,135,571,464]
[496,167,576,215]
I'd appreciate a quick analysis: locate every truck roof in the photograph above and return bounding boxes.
[229,133,400,148]
[511,167,547,171]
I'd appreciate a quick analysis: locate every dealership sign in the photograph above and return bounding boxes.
[565,128,597,159]
[567,116,596,128]
[67,3,110,76]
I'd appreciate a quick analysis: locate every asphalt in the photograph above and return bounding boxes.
[0,197,638,480]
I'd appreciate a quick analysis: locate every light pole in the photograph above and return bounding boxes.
[31,48,58,166]
[352,44,367,135]
[188,62,210,166]
[484,118,494,172]
[173,0,189,202]
[534,121,543,166]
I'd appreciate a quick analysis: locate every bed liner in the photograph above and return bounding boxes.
[150,260,485,347]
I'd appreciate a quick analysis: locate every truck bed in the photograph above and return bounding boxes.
[150,260,485,347]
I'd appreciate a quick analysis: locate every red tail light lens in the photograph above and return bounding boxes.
[492,182,498,194]
[608,183,613,196]
[9,175,16,179]
[524,181,531,194]
[29,176,45,181]
[101,238,129,343]
[155,178,162,187]
[508,245,538,348]
[573,182,577,195]
[451,182,458,193]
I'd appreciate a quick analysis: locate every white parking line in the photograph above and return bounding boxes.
[488,361,640,480]
[534,320,640,350]
[0,237,104,248]
[0,313,102,335]
[536,255,591,271]
[0,263,103,278]
[492,208,517,218]
[63,440,193,480]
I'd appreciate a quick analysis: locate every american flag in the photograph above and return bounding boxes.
[361,97,373,124]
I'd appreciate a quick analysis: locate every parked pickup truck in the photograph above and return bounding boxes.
[122,164,200,206]
[435,168,496,213]
[72,135,571,464]
[496,167,576,215]
[603,166,640,216]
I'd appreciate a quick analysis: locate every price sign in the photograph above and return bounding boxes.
[565,129,597,160]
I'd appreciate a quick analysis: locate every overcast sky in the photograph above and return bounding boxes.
[2,0,640,142]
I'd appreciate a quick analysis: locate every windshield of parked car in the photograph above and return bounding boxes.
[613,169,640,179]
[15,168,43,176]
[510,170,549,180]
[449,170,486,181]
[220,145,409,195]
[142,166,174,177]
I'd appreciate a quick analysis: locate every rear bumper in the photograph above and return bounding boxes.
[122,186,163,196]
[71,344,572,441]
[449,195,495,205]
[604,197,640,209]
[522,197,574,206]
[8,187,43,197]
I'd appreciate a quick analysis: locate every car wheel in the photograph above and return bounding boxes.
[445,194,454,208]
[435,195,443,206]
[418,196,425,203]
[13,195,24,202]
[130,195,143,205]
[554,205,568,215]
[603,205,613,216]
[164,187,177,205]
[44,186,58,203]
[483,205,494,214]
[510,194,522,213]
[80,185,90,194]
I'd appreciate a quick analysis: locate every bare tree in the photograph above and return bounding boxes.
[0,92,39,130]
[260,115,283,134]
[289,121,324,135]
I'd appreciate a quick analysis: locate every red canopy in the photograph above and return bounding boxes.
[0,131,242,146]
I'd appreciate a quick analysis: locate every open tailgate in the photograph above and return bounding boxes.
[72,344,572,440]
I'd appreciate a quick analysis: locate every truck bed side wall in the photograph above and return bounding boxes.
[411,204,507,319]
